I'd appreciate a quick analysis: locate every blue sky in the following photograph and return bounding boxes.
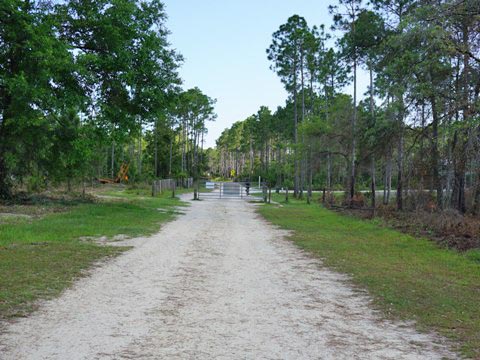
[163,0,369,148]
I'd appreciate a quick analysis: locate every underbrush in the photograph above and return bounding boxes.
[376,208,480,251]
[319,190,480,252]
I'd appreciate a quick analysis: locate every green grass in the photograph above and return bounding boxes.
[0,187,188,319]
[259,194,480,358]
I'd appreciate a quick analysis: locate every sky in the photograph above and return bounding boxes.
[163,0,369,148]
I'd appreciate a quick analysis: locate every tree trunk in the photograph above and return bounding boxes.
[300,47,306,199]
[169,133,173,177]
[350,55,357,205]
[430,95,443,210]
[266,139,270,174]
[371,156,376,215]
[445,141,454,206]
[397,139,404,210]
[383,161,388,205]
[0,116,12,200]
[451,25,471,213]
[200,129,205,172]
[419,102,426,191]
[293,55,299,197]
[300,157,305,199]
[138,135,142,176]
[387,153,392,204]
[451,130,467,213]
[276,145,282,191]
[327,152,332,191]
[474,169,480,214]
[182,119,187,173]
[325,78,329,123]
[111,141,115,179]
[369,66,376,214]
[397,96,405,211]
[308,146,313,198]
[154,121,158,178]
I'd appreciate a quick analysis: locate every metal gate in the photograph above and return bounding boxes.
[197,181,265,200]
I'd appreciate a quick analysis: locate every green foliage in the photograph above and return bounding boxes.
[266,15,310,93]
[171,87,216,178]
[0,0,213,197]
[0,0,79,197]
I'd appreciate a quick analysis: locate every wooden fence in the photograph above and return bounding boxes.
[151,178,193,196]
[178,177,193,188]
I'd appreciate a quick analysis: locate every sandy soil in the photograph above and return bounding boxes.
[0,195,457,359]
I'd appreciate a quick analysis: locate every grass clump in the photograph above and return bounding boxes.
[259,194,480,358]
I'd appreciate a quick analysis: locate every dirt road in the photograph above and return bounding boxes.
[0,195,456,359]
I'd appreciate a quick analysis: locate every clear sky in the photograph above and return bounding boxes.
[163,0,369,148]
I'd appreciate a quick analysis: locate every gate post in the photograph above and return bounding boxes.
[193,179,201,200]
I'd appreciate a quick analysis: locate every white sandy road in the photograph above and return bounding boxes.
[0,195,457,359]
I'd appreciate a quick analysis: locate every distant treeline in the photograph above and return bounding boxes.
[210,0,480,214]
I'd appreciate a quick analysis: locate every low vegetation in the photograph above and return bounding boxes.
[375,206,480,251]
[0,187,186,320]
[259,195,480,358]
[322,191,480,251]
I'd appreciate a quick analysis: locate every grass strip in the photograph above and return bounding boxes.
[258,194,480,358]
[0,188,187,320]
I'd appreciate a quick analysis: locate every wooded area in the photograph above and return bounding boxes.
[1,2,479,357]
[0,0,216,198]
[210,0,480,218]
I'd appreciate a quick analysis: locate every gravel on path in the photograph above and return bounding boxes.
[0,195,456,359]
